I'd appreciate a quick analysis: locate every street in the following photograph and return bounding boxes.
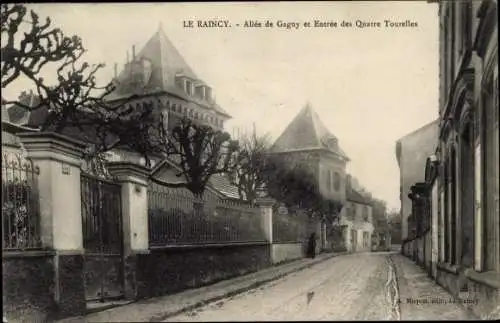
[165,252,399,321]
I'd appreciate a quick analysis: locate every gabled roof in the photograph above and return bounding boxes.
[150,158,241,200]
[108,25,230,117]
[347,188,371,205]
[270,103,349,159]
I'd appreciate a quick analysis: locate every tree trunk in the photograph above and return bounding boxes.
[193,194,204,217]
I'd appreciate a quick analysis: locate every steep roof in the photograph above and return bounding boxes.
[108,26,230,117]
[270,103,349,159]
[397,119,439,142]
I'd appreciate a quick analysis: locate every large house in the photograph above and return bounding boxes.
[2,26,240,200]
[270,103,374,252]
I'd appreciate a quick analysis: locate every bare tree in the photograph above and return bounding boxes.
[2,4,238,198]
[157,117,239,198]
[264,156,343,221]
[1,4,84,88]
[231,131,272,203]
[1,4,165,173]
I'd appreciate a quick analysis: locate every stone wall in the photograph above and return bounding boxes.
[3,252,56,322]
[2,252,87,322]
[436,266,500,319]
[131,243,271,299]
[271,243,304,264]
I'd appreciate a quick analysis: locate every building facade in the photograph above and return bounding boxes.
[270,103,374,252]
[395,119,439,251]
[343,177,374,253]
[405,0,499,319]
[434,0,499,319]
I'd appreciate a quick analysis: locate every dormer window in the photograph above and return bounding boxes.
[175,75,184,89]
[195,85,205,99]
[185,80,193,95]
[205,87,212,102]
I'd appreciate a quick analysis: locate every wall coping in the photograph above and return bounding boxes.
[149,241,269,251]
[2,249,56,259]
[17,131,87,161]
[255,197,277,207]
[272,241,304,245]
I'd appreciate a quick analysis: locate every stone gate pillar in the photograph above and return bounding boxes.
[107,161,150,299]
[18,131,87,318]
[256,197,275,243]
[256,197,275,264]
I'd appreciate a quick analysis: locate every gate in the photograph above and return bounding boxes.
[81,173,124,302]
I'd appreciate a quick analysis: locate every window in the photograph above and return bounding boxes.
[348,203,356,220]
[459,119,474,268]
[440,190,446,262]
[185,80,193,95]
[363,232,369,248]
[333,172,341,191]
[482,75,499,272]
[195,85,204,99]
[450,147,457,265]
[205,87,212,101]
[474,143,482,271]
[459,1,471,56]
[363,206,369,222]
[175,76,183,89]
[443,7,450,98]
[444,158,450,262]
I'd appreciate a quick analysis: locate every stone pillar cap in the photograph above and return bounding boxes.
[17,131,88,160]
[107,161,150,179]
[18,131,87,149]
[255,197,277,207]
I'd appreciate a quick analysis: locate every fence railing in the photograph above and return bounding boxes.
[2,152,42,250]
[148,182,266,246]
[272,207,309,243]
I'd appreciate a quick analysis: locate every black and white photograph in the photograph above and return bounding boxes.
[1,1,499,322]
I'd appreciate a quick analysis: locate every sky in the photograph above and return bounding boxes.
[4,1,440,211]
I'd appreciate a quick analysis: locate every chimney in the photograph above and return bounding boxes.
[126,50,129,64]
[132,45,136,60]
[114,63,117,78]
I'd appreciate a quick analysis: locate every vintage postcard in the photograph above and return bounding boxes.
[1,1,499,322]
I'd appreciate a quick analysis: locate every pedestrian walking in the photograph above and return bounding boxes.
[307,232,316,258]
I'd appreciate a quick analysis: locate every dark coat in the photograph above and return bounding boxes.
[307,233,317,258]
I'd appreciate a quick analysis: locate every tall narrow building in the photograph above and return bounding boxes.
[109,25,232,131]
[271,103,350,202]
[270,103,373,252]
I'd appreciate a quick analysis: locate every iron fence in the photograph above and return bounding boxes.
[148,182,266,246]
[272,207,309,243]
[2,151,41,250]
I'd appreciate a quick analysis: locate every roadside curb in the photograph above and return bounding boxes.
[390,254,479,321]
[386,255,401,320]
[148,252,344,322]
